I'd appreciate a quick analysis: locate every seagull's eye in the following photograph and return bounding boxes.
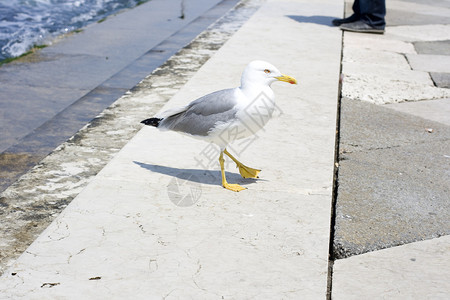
[264,69,271,74]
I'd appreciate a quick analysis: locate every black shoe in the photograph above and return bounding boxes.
[332,14,359,26]
[339,20,385,34]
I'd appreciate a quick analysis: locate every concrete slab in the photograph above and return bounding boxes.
[388,0,450,18]
[386,0,450,26]
[401,0,450,9]
[343,47,411,69]
[339,98,450,151]
[387,9,450,26]
[431,72,450,88]
[387,24,450,42]
[0,0,343,297]
[407,54,450,73]
[334,97,450,258]
[414,40,450,55]
[341,72,450,104]
[0,132,331,298]
[387,98,450,126]
[343,63,433,86]
[341,32,450,104]
[343,34,416,54]
[332,235,450,299]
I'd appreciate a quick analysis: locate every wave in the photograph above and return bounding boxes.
[0,0,146,61]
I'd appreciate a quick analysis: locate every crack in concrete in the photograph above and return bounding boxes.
[67,248,86,264]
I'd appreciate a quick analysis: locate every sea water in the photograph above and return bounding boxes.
[0,0,147,62]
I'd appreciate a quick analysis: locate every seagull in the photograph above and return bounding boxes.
[141,60,297,192]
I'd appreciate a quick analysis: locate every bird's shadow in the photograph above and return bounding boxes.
[134,161,261,186]
[286,15,336,27]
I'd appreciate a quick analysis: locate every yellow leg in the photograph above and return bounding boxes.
[219,151,246,192]
[224,149,261,179]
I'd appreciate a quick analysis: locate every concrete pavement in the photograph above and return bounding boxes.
[333,235,450,299]
[334,0,450,258]
[0,0,261,278]
[0,0,449,298]
[0,0,342,298]
[332,0,450,297]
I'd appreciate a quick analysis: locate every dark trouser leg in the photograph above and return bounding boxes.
[353,0,386,28]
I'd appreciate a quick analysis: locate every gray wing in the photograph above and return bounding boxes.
[160,88,239,136]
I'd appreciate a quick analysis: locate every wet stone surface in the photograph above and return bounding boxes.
[0,0,262,275]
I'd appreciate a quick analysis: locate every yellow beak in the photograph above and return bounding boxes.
[275,74,297,85]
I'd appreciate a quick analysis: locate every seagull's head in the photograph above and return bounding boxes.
[241,60,297,88]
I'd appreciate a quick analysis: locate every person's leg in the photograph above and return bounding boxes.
[352,0,362,19]
[357,0,386,28]
[339,0,385,33]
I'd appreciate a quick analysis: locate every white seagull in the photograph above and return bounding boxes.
[141,60,297,192]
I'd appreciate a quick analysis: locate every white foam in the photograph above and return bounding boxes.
[0,0,145,60]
